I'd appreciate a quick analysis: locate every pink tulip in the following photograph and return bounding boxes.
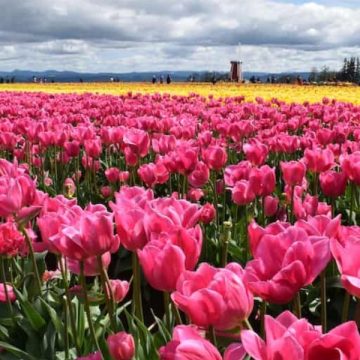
[224,161,251,187]
[138,162,169,187]
[143,197,202,235]
[241,311,320,360]
[232,180,256,206]
[123,128,150,158]
[304,148,334,173]
[107,280,130,303]
[110,186,154,251]
[243,141,268,166]
[84,138,102,158]
[264,195,279,217]
[248,165,276,197]
[138,241,186,292]
[341,151,360,185]
[0,172,37,218]
[159,325,222,360]
[188,161,210,188]
[0,283,16,303]
[295,215,341,239]
[244,225,330,303]
[172,263,253,330]
[331,236,360,297]
[280,161,306,186]
[107,331,135,360]
[39,204,118,260]
[67,252,111,276]
[187,188,204,202]
[202,145,227,171]
[320,170,347,197]
[223,343,246,360]
[306,322,360,360]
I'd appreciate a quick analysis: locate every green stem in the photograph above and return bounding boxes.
[243,318,253,331]
[294,292,302,318]
[208,326,217,347]
[132,252,144,322]
[59,257,81,355]
[342,292,351,323]
[97,256,116,332]
[244,205,249,261]
[0,257,14,322]
[163,292,171,330]
[260,301,267,339]
[63,297,70,360]
[79,261,103,358]
[221,222,232,267]
[20,226,42,296]
[171,298,183,325]
[350,182,356,225]
[355,298,360,328]
[290,185,295,224]
[320,271,327,332]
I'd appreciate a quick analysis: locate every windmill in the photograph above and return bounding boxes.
[229,43,243,82]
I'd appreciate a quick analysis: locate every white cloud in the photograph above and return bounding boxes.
[0,0,359,72]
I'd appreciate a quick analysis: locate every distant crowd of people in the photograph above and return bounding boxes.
[152,74,172,84]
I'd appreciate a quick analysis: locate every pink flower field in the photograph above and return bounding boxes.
[0,90,359,359]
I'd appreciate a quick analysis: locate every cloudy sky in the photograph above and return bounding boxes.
[1,0,360,73]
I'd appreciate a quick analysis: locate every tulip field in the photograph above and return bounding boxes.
[0,86,360,359]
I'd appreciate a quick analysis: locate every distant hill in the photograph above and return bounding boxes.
[0,69,311,83]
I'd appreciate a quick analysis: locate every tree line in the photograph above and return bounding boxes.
[309,57,360,83]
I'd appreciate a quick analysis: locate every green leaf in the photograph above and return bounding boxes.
[13,289,46,331]
[0,341,38,360]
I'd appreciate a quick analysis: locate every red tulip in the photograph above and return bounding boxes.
[159,325,222,360]
[172,263,253,330]
[107,331,135,360]
[199,203,216,224]
[105,167,120,183]
[320,170,347,197]
[0,220,24,256]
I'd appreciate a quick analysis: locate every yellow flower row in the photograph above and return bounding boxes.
[1,82,360,104]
